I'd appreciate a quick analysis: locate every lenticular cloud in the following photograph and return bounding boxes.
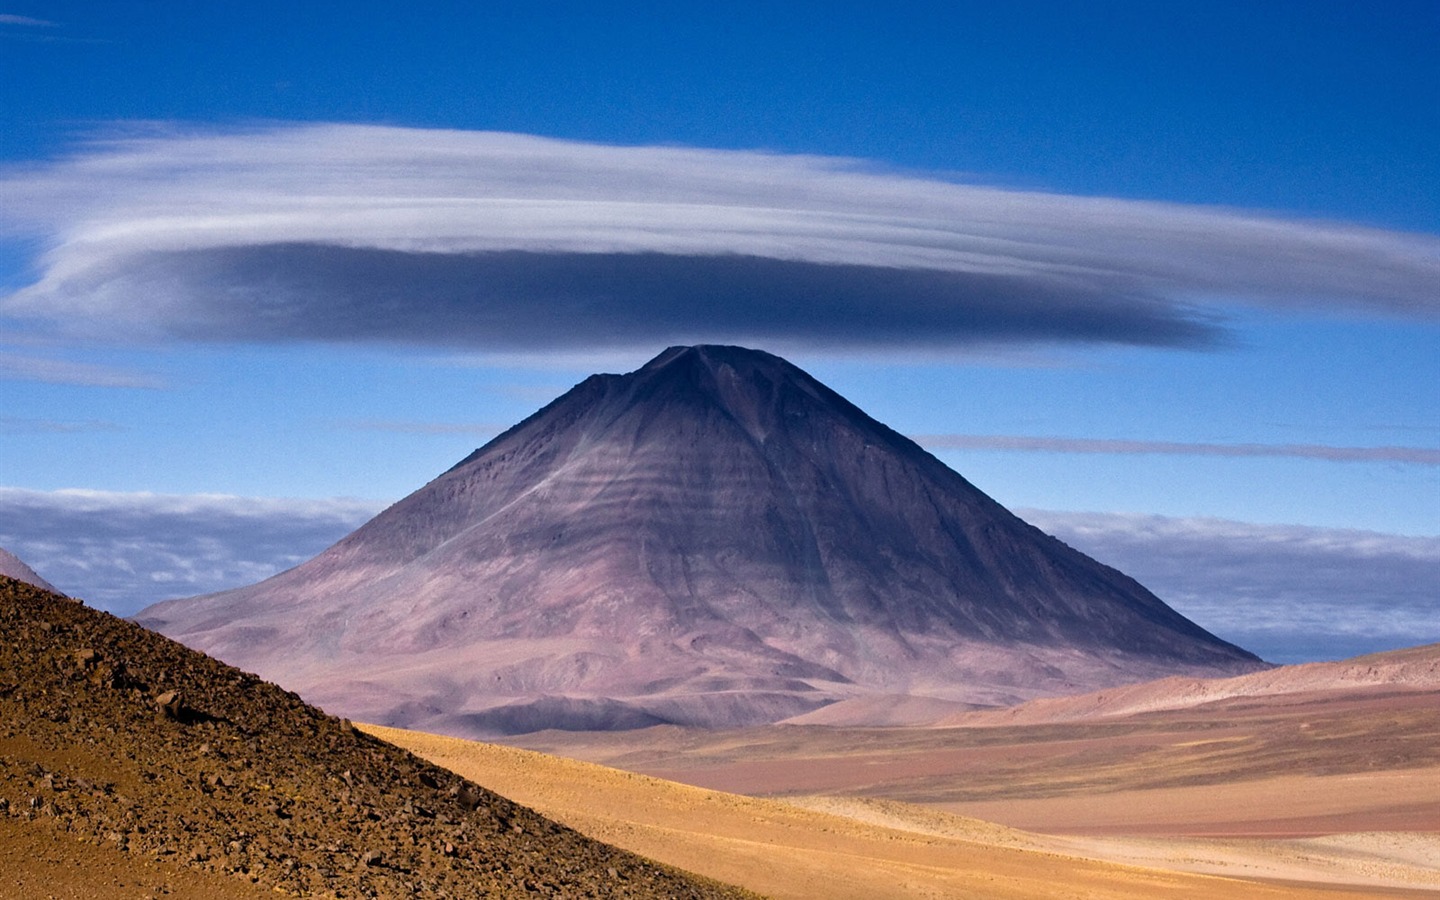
[2,123,1437,350]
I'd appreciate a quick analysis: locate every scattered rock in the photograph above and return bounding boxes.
[455,784,484,810]
[88,662,120,687]
[0,575,746,899]
[154,690,183,720]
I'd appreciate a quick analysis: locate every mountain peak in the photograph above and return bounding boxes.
[142,346,1264,736]
[621,344,868,447]
[639,343,794,377]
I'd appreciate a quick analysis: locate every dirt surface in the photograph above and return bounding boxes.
[513,685,1440,836]
[940,642,1440,727]
[0,815,272,899]
[943,767,1440,836]
[0,576,751,899]
[1049,831,1440,894]
[371,724,1440,899]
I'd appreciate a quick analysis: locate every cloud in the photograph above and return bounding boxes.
[2,124,1437,352]
[0,350,166,387]
[0,487,381,616]
[0,13,56,26]
[3,484,1433,663]
[1025,509,1440,663]
[917,434,1440,465]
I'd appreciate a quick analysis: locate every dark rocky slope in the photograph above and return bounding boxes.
[142,345,1264,735]
[0,575,749,899]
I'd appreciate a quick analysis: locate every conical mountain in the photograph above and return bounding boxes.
[141,345,1264,734]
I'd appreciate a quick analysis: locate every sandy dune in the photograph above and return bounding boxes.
[367,724,1439,898]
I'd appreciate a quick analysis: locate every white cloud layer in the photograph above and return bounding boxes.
[0,487,381,616]
[1026,509,1440,663]
[2,485,1433,663]
[3,124,1438,351]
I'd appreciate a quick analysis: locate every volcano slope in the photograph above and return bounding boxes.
[0,544,57,593]
[0,576,748,899]
[141,344,1263,736]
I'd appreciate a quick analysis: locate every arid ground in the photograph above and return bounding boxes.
[512,677,1440,837]
[370,670,1440,898]
[6,571,1435,897]
[0,577,750,899]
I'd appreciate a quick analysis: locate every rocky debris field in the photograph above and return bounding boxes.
[0,576,752,899]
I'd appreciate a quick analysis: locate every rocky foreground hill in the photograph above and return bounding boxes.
[0,575,749,899]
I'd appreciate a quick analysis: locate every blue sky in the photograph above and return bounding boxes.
[1,2,1437,661]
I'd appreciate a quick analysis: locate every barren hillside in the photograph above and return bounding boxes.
[0,575,749,899]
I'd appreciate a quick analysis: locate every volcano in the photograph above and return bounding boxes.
[140,345,1264,734]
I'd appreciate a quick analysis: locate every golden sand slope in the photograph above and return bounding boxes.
[365,724,1432,900]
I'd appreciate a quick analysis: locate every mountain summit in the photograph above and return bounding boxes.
[141,345,1264,734]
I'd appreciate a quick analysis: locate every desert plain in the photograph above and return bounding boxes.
[369,648,1440,899]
